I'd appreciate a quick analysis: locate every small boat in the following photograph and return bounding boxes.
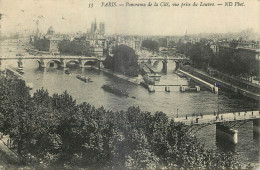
[87,77,93,82]
[16,69,24,75]
[65,70,71,75]
[102,84,129,97]
[76,75,87,82]
[76,75,93,83]
[147,73,161,81]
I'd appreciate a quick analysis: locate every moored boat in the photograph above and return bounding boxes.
[16,68,24,75]
[147,73,161,81]
[76,75,93,83]
[65,70,71,75]
[76,75,87,82]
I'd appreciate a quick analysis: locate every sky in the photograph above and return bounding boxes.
[0,0,259,36]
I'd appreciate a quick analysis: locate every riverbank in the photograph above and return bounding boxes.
[92,66,141,85]
[0,135,20,168]
[179,65,260,101]
[25,47,60,55]
[5,67,24,80]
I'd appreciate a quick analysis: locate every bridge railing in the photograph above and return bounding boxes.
[174,111,260,125]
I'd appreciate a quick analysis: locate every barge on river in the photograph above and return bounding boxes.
[102,84,129,97]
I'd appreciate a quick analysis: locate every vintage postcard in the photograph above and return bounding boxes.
[0,0,259,169]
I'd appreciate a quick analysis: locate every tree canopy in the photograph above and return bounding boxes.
[0,75,245,169]
[58,40,91,56]
[142,40,159,52]
[177,41,259,77]
[103,45,139,77]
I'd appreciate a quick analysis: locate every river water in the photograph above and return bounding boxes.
[1,40,259,165]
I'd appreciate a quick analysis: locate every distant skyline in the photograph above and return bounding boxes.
[0,0,259,36]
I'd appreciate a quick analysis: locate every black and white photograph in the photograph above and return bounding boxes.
[0,0,259,169]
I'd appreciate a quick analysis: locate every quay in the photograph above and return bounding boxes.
[179,65,260,100]
[92,66,140,85]
[5,67,24,80]
[178,69,218,93]
[174,110,260,144]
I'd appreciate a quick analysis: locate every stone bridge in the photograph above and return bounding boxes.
[0,56,106,68]
[137,56,190,73]
[174,110,260,144]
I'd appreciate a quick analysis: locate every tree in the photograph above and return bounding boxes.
[142,40,159,52]
[104,45,139,77]
[58,40,91,56]
[0,75,242,169]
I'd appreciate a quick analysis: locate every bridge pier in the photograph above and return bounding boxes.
[38,59,47,68]
[162,60,167,73]
[175,61,180,71]
[96,60,101,69]
[216,123,238,144]
[60,62,66,68]
[79,59,84,68]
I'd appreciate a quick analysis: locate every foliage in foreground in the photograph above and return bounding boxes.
[0,76,242,169]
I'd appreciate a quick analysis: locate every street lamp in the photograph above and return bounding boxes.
[217,82,220,115]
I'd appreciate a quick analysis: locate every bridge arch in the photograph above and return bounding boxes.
[84,60,95,66]
[65,60,80,67]
[46,59,62,68]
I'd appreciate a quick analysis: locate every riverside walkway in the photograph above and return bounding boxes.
[174,110,260,144]
[193,69,260,101]
[178,69,217,93]
[179,65,260,101]
[174,110,260,125]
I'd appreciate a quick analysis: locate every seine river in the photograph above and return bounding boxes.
[1,40,259,165]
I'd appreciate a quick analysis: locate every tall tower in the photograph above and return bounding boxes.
[91,18,97,33]
[99,22,105,35]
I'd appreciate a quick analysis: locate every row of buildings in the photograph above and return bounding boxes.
[29,23,260,64]
[30,20,107,56]
[29,20,143,57]
[216,40,260,61]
